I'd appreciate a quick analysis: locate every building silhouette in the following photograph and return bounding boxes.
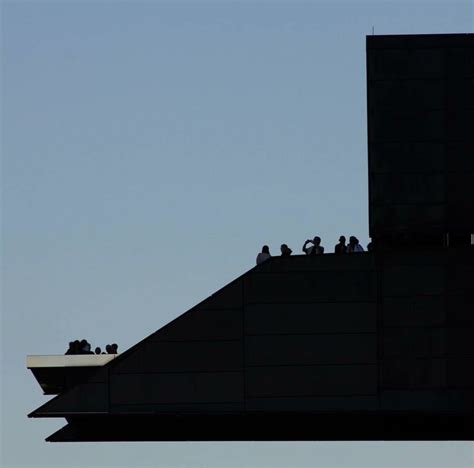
[28,33,474,442]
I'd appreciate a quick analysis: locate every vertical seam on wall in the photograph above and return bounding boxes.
[107,366,111,415]
[366,39,373,240]
[376,251,383,411]
[242,275,247,413]
[443,46,449,241]
[442,250,448,392]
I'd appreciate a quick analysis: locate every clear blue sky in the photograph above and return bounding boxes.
[2,1,473,467]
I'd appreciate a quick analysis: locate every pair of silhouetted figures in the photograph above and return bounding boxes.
[334,235,367,253]
[256,235,370,265]
[65,339,118,355]
[256,244,292,264]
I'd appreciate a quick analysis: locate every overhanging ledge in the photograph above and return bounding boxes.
[27,354,118,395]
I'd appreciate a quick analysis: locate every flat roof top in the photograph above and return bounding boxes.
[27,354,118,368]
[366,33,474,48]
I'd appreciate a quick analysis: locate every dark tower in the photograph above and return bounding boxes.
[367,34,474,248]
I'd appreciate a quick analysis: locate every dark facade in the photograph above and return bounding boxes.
[28,34,474,441]
[367,34,474,247]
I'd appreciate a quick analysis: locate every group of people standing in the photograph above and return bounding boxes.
[256,235,367,265]
[65,339,119,355]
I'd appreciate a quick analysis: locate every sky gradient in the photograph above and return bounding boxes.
[2,1,474,467]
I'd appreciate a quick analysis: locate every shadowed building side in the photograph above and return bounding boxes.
[29,250,474,441]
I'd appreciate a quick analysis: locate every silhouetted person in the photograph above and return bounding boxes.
[79,339,87,354]
[95,347,102,355]
[302,236,324,255]
[280,244,292,256]
[105,344,112,354]
[335,236,347,254]
[110,343,118,354]
[256,245,271,265]
[65,341,75,355]
[65,339,81,355]
[79,339,94,354]
[347,236,364,253]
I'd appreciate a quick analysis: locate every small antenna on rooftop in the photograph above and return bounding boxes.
[372,26,375,35]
